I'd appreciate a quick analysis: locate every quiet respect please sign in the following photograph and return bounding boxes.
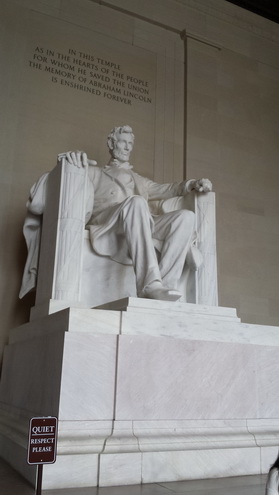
[27,417,58,465]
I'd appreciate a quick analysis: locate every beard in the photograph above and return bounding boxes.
[112,148,131,162]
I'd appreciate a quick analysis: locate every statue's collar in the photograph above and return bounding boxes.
[104,159,133,170]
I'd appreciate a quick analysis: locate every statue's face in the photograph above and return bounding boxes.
[112,132,134,162]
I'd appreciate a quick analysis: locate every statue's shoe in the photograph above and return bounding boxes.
[140,285,182,302]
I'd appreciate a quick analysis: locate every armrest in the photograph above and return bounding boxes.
[35,158,89,305]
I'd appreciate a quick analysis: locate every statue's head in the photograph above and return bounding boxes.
[107,125,135,163]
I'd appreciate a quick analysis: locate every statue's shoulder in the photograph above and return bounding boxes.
[88,164,103,180]
[132,170,155,185]
[131,170,147,180]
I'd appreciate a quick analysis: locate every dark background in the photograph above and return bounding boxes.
[226,0,279,23]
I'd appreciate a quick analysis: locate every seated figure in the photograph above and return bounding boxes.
[19,125,212,304]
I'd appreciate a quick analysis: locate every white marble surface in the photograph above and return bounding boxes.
[255,346,279,418]
[131,419,257,451]
[121,311,279,345]
[99,452,142,487]
[115,335,258,420]
[43,453,99,489]
[2,303,279,488]
[261,446,279,473]
[98,298,279,347]
[1,402,279,488]
[98,297,237,318]
[1,313,118,419]
[101,417,279,453]
[141,447,260,483]
[9,307,121,345]
[0,328,65,416]
[194,191,218,305]
[247,418,279,445]
[67,308,121,334]
[81,234,137,307]
[100,420,140,453]
[59,332,117,420]
[34,161,87,305]
[57,420,113,454]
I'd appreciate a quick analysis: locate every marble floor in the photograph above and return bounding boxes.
[0,458,268,495]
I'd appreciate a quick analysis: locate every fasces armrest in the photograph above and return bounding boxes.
[195,192,218,305]
[35,158,89,305]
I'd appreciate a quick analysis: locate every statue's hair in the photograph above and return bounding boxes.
[107,125,135,152]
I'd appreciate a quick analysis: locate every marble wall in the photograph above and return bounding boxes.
[1,0,279,361]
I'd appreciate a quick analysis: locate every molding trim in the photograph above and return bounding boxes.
[90,0,279,45]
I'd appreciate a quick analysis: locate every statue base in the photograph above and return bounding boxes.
[0,298,279,489]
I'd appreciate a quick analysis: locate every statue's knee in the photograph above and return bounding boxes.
[129,195,149,211]
[121,196,149,223]
[179,209,195,228]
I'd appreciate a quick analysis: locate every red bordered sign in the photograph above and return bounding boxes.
[27,417,58,465]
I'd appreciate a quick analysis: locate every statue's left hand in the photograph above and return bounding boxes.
[191,178,212,193]
[57,151,97,168]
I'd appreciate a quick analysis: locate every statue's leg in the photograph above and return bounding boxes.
[118,196,181,301]
[119,195,162,293]
[153,209,195,289]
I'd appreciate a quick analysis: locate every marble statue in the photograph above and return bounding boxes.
[20,125,212,302]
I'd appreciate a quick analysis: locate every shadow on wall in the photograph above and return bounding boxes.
[0,218,35,365]
[14,228,36,323]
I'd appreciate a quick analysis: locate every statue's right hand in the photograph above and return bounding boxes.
[57,151,97,168]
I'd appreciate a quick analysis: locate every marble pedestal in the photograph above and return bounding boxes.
[1,298,279,489]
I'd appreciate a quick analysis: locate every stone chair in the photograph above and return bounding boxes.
[30,159,218,319]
